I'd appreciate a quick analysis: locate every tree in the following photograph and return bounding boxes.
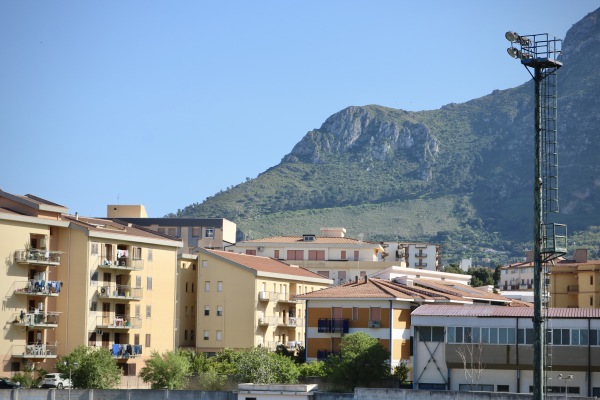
[456,338,485,390]
[443,264,466,275]
[11,364,46,388]
[233,347,299,384]
[493,264,502,287]
[392,361,411,384]
[139,350,191,389]
[324,332,390,391]
[468,266,495,287]
[197,369,227,391]
[297,361,326,378]
[57,346,121,389]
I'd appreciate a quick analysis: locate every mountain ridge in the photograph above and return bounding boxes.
[173,8,600,264]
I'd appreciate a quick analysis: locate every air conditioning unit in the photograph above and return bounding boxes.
[96,329,103,335]
[257,246,264,252]
[368,320,381,328]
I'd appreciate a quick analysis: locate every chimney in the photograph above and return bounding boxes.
[75,212,79,221]
[525,250,534,262]
[364,275,368,283]
[574,248,588,263]
[355,276,358,283]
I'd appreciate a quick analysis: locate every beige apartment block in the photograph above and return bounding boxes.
[228,227,409,285]
[549,248,600,308]
[106,211,237,349]
[0,190,182,378]
[195,249,331,354]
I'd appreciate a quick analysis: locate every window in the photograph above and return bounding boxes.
[91,243,99,255]
[354,251,359,261]
[145,334,151,347]
[135,305,140,317]
[134,334,140,346]
[591,276,594,285]
[204,330,209,340]
[192,227,200,237]
[202,260,207,268]
[147,249,153,261]
[184,330,188,340]
[185,306,189,317]
[186,283,189,292]
[308,250,325,260]
[352,307,359,320]
[191,330,194,340]
[158,227,166,234]
[287,250,304,260]
[90,301,97,311]
[317,271,329,278]
[136,276,142,288]
[147,276,153,290]
[205,281,210,292]
[246,250,256,255]
[217,305,223,316]
[217,281,223,292]
[216,330,223,341]
[418,326,445,342]
[518,328,534,344]
[192,263,196,270]
[191,283,194,293]
[146,305,152,318]
[274,250,280,259]
[133,247,142,260]
[205,228,214,238]
[167,227,177,236]
[369,307,381,322]
[204,306,210,316]
[553,328,571,345]
[341,250,347,260]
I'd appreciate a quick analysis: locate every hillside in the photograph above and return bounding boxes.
[172,8,600,265]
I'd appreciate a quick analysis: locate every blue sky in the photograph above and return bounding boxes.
[1,1,598,218]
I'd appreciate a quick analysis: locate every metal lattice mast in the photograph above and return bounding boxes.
[505,31,567,400]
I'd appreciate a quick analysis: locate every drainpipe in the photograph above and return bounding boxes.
[305,300,309,362]
[389,300,393,374]
[413,324,417,390]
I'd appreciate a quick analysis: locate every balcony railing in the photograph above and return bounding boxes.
[415,253,428,258]
[318,318,349,333]
[277,293,300,304]
[13,280,63,297]
[258,316,277,326]
[567,285,579,293]
[414,262,428,267]
[11,311,60,328]
[97,285,142,300]
[96,314,142,330]
[12,344,59,358]
[258,291,279,302]
[14,249,62,266]
[277,317,303,327]
[98,257,144,271]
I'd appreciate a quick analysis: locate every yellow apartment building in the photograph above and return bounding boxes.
[549,248,600,308]
[0,190,182,378]
[195,249,331,354]
[106,207,237,349]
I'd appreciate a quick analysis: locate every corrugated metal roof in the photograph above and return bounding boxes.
[412,304,600,318]
[238,236,379,245]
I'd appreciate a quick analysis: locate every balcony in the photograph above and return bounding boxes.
[258,291,279,302]
[415,252,428,259]
[277,293,300,304]
[15,249,61,266]
[316,349,335,361]
[96,314,142,330]
[567,285,579,294]
[98,257,144,271]
[110,343,143,359]
[12,344,59,359]
[414,262,428,268]
[278,317,303,327]
[11,311,60,328]
[318,318,349,334]
[258,316,277,326]
[97,285,142,301]
[13,280,62,297]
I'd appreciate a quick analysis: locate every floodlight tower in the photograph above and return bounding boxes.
[505,31,567,400]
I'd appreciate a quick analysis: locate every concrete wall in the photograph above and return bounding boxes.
[0,388,598,400]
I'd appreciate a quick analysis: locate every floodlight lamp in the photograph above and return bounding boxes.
[505,31,519,42]
[507,47,520,58]
[568,374,573,379]
[558,374,563,378]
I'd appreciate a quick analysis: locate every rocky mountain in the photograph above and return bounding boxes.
[173,8,600,264]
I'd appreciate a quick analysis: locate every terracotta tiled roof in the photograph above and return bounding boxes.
[237,236,379,246]
[414,279,511,303]
[63,215,182,243]
[412,304,600,318]
[295,277,501,303]
[201,249,331,281]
